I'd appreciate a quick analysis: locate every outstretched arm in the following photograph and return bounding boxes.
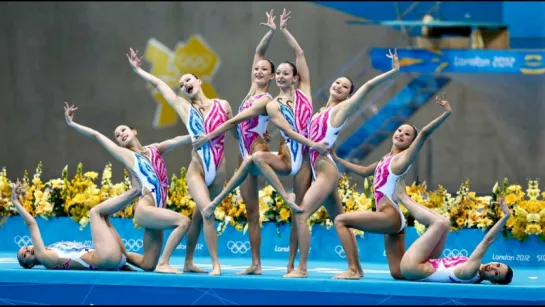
[333,50,399,124]
[331,149,378,177]
[252,10,276,83]
[10,181,47,257]
[266,102,329,154]
[393,93,452,174]
[192,97,270,150]
[152,135,192,155]
[279,9,311,95]
[64,103,134,168]
[127,48,187,113]
[457,198,511,277]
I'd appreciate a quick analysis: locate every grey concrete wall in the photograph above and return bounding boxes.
[0,1,540,194]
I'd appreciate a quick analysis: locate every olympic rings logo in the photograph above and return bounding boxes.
[334,245,346,258]
[443,249,468,258]
[14,235,32,247]
[227,241,250,254]
[122,239,143,252]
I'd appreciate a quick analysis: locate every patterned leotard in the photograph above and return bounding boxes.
[420,256,481,283]
[187,100,227,186]
[237,93,272,159]
[132,145,168,208]
[373,154,412,232]
[48,241,126,270]
[277,89,313,175]
[308,107,346,180]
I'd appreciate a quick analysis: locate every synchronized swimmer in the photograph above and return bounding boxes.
[12,8,514,285]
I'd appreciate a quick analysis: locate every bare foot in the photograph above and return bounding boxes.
[155,263,182,274]
[283,268,308,278]
[237,265,262,275]
[285,198,304,213]
[202,203,217,220]
[209,265,221,276]
[286,264,294,274]
[183,263,208,273]
[332,268,362,280]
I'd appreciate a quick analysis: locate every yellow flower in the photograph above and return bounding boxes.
[505,194,517,205]
[235,223,244,231]
[214,207,226,221]
[525,224,542,235]
[456,217,466,227]
[84,172,98,180]
[279,208,290,221]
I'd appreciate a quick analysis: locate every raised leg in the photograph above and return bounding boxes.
[393,180,448,259]
[252,151,302,212]
[202,156,257,219]
[89,208,124,270]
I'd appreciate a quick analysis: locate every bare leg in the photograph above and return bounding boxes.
[384,231,406,279]
[202,156,257,219]
[237,173,262,275]
[399,216,450,280]
[393,180,448,259]
[252,151,303,212]
[90,187,140,217]
[285,162,339,278]
[125,227,163,271]
[186,162,222,276]
[130,195,191,274]
[333,206,402,279]
[183,207,207,273]
[89,208,124,270]
[103,218,136,271]
[287,158,312,273]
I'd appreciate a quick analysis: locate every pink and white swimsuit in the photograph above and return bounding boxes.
[187,99,227,186]
[373,154,411,232]
[277,89,313,175]
[308,107,346,179]
[237,93,272,159]
[421,256,481,283]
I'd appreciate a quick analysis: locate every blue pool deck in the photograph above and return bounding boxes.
[0,253,544,305]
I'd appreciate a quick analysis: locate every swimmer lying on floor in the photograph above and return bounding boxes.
[392,180,513,285]
[12,179,136,271]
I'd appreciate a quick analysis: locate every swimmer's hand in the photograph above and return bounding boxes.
[435,92,452,113]
[64,102,78,125]
[126,47,143,71]
[312,142,331,155]
[386,48,399,71]
[192,135,209,150]
[495,197,511,217]
[10,179,26,201]
[260,9,276,31]
[263,130,272,143]
[279,8,291,30]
